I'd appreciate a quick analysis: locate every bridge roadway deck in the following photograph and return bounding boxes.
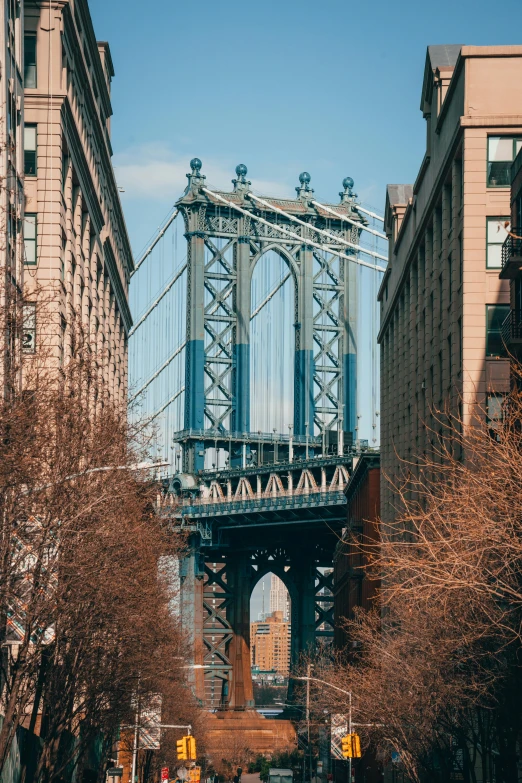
[168,488,346,529]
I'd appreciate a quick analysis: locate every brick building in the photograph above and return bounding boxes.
[23,0,133,398]
[250,611,291,676]
[379,45,522,521]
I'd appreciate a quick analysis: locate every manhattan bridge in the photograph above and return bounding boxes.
[129,159,386,711]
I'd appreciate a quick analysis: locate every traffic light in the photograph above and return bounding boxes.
[341,735,352,758]
[341,734,362,759]
[177,736,196,761]
[176,737,188,761]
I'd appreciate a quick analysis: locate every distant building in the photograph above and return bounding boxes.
[269,574,289,620]
[379,45,522,522]
[250,611,290,676]
[23,0,133,398]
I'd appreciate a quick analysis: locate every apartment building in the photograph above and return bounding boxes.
[250,611,290,676]
[23,0,133,399]
[379,45,522,521]
[0,0,25,386]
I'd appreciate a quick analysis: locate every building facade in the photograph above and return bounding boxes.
[23,0,132,398]
[250,611,290,676]
[0,0,25,388]
[379,45,522,521]
[500,146,522,366]
[269,574,290,621]
[333,453,380,649]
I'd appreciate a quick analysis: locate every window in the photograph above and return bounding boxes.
[22,303,36,354]
[23,213,37,265]
[486,392,505,440]
[458,234,463,285]
[486,217,509,269]
[446,183,453,230]
[24,34,36,88]
[436,205,443,252]
[60,316,66,368]
[24,124,36,175]
[487,137,522,187]
[486,304,509,357]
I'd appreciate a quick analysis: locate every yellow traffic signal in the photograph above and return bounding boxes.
[341,734,362,759]
[177,736,196,761]
[176,737,188,761]
[341,735,352,758]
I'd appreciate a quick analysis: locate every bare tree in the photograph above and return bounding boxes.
[0,292,189,782]
[313,378,522,783]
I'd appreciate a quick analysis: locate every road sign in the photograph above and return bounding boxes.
[188,767,201,783]
[331,714,348,760]
[161,769,169,782]
[177,769,188,781]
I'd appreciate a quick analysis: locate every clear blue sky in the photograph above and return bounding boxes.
[90,0,522,257]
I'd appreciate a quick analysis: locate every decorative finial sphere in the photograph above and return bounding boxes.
[236,163,248,178]
[343,176,354,190]
[190,157,202,172]
[299,171,311,185]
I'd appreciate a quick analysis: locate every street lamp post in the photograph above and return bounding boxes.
[305,664,313,783]
[295,675,353,783]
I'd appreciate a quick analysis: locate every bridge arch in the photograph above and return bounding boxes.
[250,247,296,435]
[250,242,299,284]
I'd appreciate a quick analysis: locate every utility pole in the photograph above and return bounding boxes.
[130,692,140,783]
[306,663,313,782]
[348,690,352,783]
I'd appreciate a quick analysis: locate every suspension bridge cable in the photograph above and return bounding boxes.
[310,199,386,241]
[247,192,387,263]
[202,188,386,274]
[357,205,384,223]
[146,386,185,425]
[131,208,180,278]
[251,273,291,319]
[129,341,187,403]
[129,262,187,336]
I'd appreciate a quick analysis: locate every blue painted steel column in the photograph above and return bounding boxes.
[294,244,315,438]
[232,234,251,436]
[343,251,357,443]
[184,227,206,473]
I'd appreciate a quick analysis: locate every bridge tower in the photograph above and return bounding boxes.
[156,160,377,709]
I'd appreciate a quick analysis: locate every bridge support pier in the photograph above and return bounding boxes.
[291,554,317,666]
[179,542,205,700]
[226,555,255,709]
